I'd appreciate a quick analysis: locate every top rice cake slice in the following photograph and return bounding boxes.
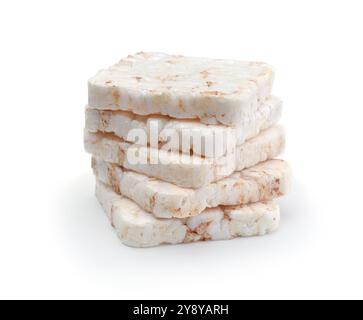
[88,52,274,126]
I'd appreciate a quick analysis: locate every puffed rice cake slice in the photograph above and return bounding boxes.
[88,52,274,126]
[85,126,285,189]
[93,158,291,219]
[86,96,282,158]
[96,180,280,248]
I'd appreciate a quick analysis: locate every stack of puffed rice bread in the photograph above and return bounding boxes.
[85,52,291,247]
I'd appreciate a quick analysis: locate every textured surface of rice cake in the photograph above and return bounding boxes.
[96,181,280,248]
[88,52,274,126]
[85,126,285,188]
[86,96,282,158]
[94,158,291,218]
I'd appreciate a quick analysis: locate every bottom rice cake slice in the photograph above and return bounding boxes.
[85,125,285,189]
[96,180,280,248]
[93,158,291,219]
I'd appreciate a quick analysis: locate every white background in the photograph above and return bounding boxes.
[0,0,362,300]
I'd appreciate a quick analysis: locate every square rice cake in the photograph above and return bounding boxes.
[88,52,274,126]
[85,126,285,188]
[86,96,282,158]
[93,158,291,219]
[96,180,280,248]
